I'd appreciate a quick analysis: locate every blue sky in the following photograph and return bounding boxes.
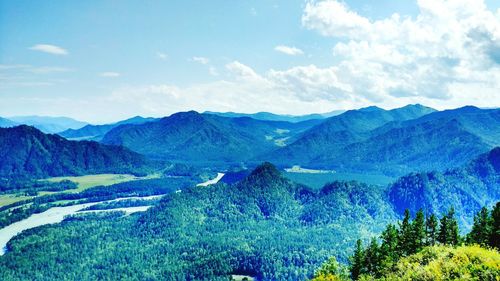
[1,0,500,123]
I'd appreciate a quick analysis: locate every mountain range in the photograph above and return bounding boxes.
[6,116,88,133]
[101,111,321,164]
[204,109,345,123]
[0,125,150,179]
[59,116,156,141]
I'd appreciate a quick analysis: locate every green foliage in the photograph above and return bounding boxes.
[0,163,396,280]
[467,207,493,246]
[437,208,460,246]
[0,125,152,179]
[370,245,500,281]
[346,208,464,280]
[389,147,500,229]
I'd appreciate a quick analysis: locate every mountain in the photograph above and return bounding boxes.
[0,125,151,179]
[265,104,437,169]
[101,111,321,164]
[389,147,500,228]
[59,116,156,141]
[204,109,345,123]
[0,117,17,128]
[8,116,88,133]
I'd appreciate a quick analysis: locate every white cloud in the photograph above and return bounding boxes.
[191,56,210,65]
[99,72,120,77]
[299,0,500,104]
[29,44,68,55]
[157,52,168,60]
[208,66,219,76]
[274,45,304,56]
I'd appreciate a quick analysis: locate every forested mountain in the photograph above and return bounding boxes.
[266,106,500,176]
[389,147,500,228]
[59,116,156,141]
[0,163,396,280]
[101,111,320,163]
[204,110,344,123]
[264,104,435,167]
[0,117,17,128]
[8,116,88,133]
[0,125,151,179]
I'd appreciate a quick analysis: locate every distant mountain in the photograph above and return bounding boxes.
[0,125,150,179]
[59,116,156,141]
[101,111,321,164]
[265,104,437,169]
[0,117,17,128]
[204,110,344,123]
[8,116,88,133]
[389,147,500,228]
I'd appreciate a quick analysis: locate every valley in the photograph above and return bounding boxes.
[0,105,499,280]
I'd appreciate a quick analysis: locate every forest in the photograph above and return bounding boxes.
[312,203,500,280]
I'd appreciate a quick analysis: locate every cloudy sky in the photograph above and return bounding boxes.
[1,0,500,123]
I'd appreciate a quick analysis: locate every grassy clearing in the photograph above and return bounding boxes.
[0,194,32,208]
[44,173,159,193]
[285,172,394,189]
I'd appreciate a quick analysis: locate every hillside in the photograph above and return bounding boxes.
[0,117,17,128]
[265,104,436,168]
[0,163,396,280]
[267,106,500,176]
[101,111,320,163]
[59,116,156,141]
[389,147,500,228]
[0,125,151,179]
[8,116,88,133]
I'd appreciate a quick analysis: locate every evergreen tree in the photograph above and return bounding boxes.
[425,214,438,246]
[438,207,460,245]
[364,238,380,276]
[491,202,500,249]
[379,223,398,266]
[411,209,426,252]
[350,239,365,280]
[397,209,412,256]
[467,207,492,246]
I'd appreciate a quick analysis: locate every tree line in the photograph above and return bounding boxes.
[313,202,500,280]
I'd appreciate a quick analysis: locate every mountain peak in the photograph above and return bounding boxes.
[358,106,384,112]
[249,162,282,178]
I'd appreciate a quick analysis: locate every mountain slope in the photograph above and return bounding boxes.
[389,147,500,228]
[0,117,17,128]
[0,125,150,179]
[101,111,320,163]
[265,104,436,167]
[59,116,156,141]
[8,116,88,133]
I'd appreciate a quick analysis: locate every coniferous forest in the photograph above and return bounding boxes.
[2,1,500,279]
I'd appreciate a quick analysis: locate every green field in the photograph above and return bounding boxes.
[0,194,32,208]
[0,174,159,208]
[284,172,394,189]
[44,173,158,193]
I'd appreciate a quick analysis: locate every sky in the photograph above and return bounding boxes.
[1,0,500,123]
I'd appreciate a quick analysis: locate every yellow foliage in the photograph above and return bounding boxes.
[369,245,500,281]
[311,273,344,281]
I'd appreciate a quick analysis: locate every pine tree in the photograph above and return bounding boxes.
[438,207,460,245]
[425,214,438,246]
[397,209,412,256]
[467,207,492,246]
[491,202,500,249]
[350,239,365,280]
[411,209,426,252]
[364,238,380,276]
[380,223,398,266]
